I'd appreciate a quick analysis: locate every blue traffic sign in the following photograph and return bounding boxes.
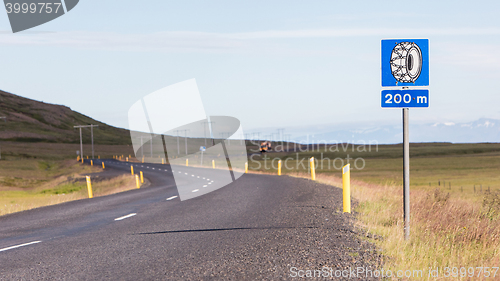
[381,89,429,108]
[381,39,429,87]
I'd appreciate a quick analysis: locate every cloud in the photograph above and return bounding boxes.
[1,27,500,54]
[231,27,500,39]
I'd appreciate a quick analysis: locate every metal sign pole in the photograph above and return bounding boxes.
[403,108,410,240]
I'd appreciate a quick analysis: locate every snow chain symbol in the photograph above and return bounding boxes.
[390,42,422,83]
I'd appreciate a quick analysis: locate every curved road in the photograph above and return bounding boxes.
[0,159,379,280]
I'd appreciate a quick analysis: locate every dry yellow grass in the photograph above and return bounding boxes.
[0,159,139,216]
[283,172,500,279]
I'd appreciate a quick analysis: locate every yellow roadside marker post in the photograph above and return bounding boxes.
[102,162,105,169]
[98,155,100,159]
[86,156,88,159]
[142,156,144,163]
[342,164,351,213]
[310,157,316,181]
[135,175,140,189]
[245,162,248,173]
[162,158,165,164]
[140,171,144,183]
[131,165,134,175]
[186,159,189,166]
[86,176,93,198]
[212,160,215,169]
[81,158,84,164]
[126,157,129,162]
[91,160,93,166]
[278,160,282,176]
[77,155,80,161]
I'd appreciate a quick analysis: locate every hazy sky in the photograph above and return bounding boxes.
[0,0,499,136]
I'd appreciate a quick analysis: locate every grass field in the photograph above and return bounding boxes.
[247,142,500,278]
[247,142,500,197]
[0,141,135,160]
[0,158,137,216]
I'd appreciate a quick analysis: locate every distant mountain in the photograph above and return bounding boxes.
[0,90,131,145]
[294,118,500,144]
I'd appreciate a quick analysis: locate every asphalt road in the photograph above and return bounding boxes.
[0,159,380,280]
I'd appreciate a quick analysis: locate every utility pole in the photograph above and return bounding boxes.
[220,132,231,146]
[150,134,153,158]
[0,117,6,160]
[276,128,285,142]
[284,133,292,151]
[140,136,144,158]
[183,130,189,155]
[91,125,94,159]
[135,135,149,159]
[74,125,99,159]
[253,132,261,141]
[201,120,215,147]
[174,130,181,154]
[174,129,190,155]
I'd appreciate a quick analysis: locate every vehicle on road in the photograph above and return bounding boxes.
[260,141,272,153]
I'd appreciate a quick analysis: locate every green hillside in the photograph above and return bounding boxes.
[0,90,131,145]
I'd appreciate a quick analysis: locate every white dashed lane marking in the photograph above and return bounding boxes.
[192,189,199,193]
[166,196,178,200]
[114,213,137,221]
[0,241,41,253]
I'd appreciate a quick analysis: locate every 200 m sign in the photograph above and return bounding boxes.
[3,0,79,33]
[381,89,429,108]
